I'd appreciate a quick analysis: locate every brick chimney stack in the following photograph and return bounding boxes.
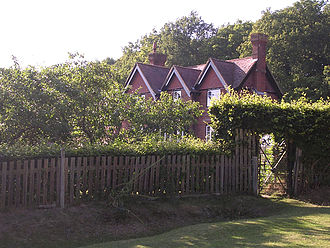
[148,41,167,66]
[251,33,268,92]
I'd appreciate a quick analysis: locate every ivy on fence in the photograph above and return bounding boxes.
[209,89,330,190]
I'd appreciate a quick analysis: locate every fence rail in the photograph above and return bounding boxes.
[0,131,258,210]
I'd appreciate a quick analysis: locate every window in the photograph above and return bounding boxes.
[205,125,214,141]
[207,88,221,107]
[140,94,146,99]
[173,90,181,101]
[177,130,184,137]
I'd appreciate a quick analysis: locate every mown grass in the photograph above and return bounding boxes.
[80,198,330,248]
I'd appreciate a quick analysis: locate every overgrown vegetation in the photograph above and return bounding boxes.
[209,89,330,188]
[0,135,227,160]
[0,0,328,164]
[0,54,202,147]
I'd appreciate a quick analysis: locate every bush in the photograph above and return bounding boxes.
[209,89,330,187]
[0,134,229,160]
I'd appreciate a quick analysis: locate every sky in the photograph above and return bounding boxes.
[0,0,298,68]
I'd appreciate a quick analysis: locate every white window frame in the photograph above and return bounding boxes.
[173,90,182,101]
[207,88,221,107]
[205,124,214,141]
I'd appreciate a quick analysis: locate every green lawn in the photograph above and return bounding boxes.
[80,199,330,248]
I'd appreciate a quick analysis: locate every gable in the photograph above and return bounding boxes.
[196,63,226,91]
[125,63,170,100]
[238,65,283,100]
[137,63,170,95]
[125,64,157,99]
[211,59,234,86]
[195,60,231,91]
[226,57,257,88]
[126,71,154,99]
[164,73,190,100]
[162,67,197,98]
[166,74,183,90]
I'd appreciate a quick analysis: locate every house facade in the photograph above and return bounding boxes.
[125,33,282,140]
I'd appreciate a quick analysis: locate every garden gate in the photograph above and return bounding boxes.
[258,135,304,196]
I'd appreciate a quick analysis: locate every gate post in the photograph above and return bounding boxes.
[252,156,258,195]
[287,140,296,197]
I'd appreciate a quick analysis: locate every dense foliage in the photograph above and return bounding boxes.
[209,90,330,156]
[0,55,202,146]
[110,11,252,84]
[1,0,329,160]
[0,135,227,160]
[0,55,123,144]
[241,0,329,101]
[125,92,202,137]
[209,90,330,186]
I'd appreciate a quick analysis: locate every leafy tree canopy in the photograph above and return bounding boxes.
[0,55,202,145]
[240,0,329,100]
[113,1,328,101]
[111,12,252,84]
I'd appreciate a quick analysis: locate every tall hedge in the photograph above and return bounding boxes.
[209,90,330,186]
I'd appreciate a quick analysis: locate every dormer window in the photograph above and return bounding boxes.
[173,90,181,101]
[207,88,220,107]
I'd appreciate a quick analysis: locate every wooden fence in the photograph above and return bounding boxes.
[0,131,258,210]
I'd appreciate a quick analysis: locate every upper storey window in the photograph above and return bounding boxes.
[173,90,181,101]
[207,88,221,107]
[205,124,214,141]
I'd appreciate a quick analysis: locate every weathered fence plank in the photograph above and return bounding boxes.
[1,162,7,209]
[1,131,266,210]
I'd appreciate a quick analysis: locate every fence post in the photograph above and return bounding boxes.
[60,148,65,208]
[252,156,258,195]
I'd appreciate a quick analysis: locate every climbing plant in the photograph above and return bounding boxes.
[209,89,330,189]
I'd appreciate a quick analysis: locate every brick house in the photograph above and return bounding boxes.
[125,33,282,140]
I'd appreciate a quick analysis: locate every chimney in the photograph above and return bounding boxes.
[251,33,268,92]
[148,41,167,66]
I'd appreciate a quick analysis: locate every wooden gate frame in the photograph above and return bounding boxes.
[258,136,287,193]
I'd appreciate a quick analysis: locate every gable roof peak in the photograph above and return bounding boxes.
[210,57,234,65]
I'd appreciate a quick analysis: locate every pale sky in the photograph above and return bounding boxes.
[0,0,297,68]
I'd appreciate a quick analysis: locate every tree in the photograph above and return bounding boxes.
[0,60,72,145]
[125,92,203,138]
[210,21,253,60]
[0,55,203,145]
[111,12,217,84]
[158,11,217,66]
[111,12,252,85]
[49,53,127,144]
[240,0,329,100]
[0,55,129,145]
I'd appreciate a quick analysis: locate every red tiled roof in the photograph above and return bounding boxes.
[211,58,234,87]
[187,64,206,71]
[194,57,257,89]
[174,66,202,91]
[137,63,170,94]
[128,56,260,96]
[226,57,257,88]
